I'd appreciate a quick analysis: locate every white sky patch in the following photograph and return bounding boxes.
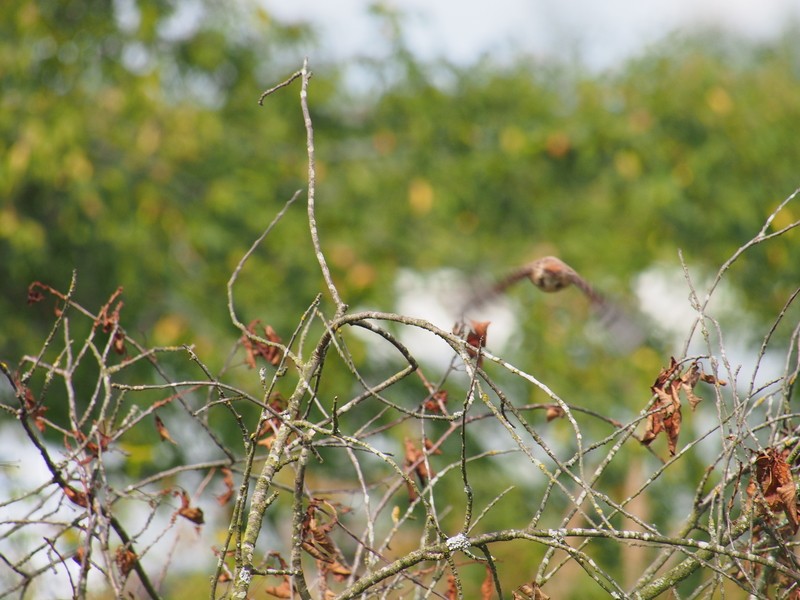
[633,263,786,394]
[263,0,800,70]
[391,268,517,368]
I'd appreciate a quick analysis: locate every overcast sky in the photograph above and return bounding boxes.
[266,0,800,70]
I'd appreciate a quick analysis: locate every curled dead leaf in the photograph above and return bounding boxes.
[174,489,205,525]
[62,484,90,508]
[301,499,339,561]
[255,392,288,448]
[513,581,550,600]
[26,281,68,315]
[423,438,442,455]
[95,288,127,355]
[115,546,137,577]
[751,448,798,533]
[446,573,458,600]
[404,437,434,484]
[21,383,47,433]
[216,467,235,506]
[178,505,205,525]
[545,405,565,422]
[27,284,46,304]
[326,559,352,582]
[642,379,682,456]
[264,579,293,599]
[466,320,490,367]
[642,358,724,456]
[481,564,495,600]
[154,415,177,444]
[424,389,448,413]
[264,552,294,596]
[70,428,112,465]
[242,320,283,368]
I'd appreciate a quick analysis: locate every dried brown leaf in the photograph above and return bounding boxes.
[264,579,293,598]
[405,478,418,502]
[513,582,550,600]
[327,559,352,581]
[423,439,442,455]
[71,427,112,460]
[94,288,127,355]
[777,482,798,530]
[216,467,235,506]
[62,484,90,508]
[446,573,458,600]
[72,546,86,566]
[178,505,205,525]
[27,284,46,304]
[481,565,495,600]
[753,448,798,532]
[216,571,231,583]
[643,380,682,455]
[154,415,176,444]
[466,320,490,366]
[545,405,564,422]
[643,357,722,455]
[679,362,725,410]
[115,546,136,577]
[404,437,434,485]
[21,384,48,433]
[424,389,448,413]
[174,489,205,524]
[242,320,284,368]
[301,499,341,564]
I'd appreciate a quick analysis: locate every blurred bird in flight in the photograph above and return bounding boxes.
[461,256,645,351]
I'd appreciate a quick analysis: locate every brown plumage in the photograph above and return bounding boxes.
[463,255,644,351]
[491,256,604,306]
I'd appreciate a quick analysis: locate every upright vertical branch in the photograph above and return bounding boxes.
[290,445,313,600]
[299,58,347,315]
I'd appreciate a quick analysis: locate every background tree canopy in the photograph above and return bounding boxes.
[3,1,799,366]
[2,1,799,597]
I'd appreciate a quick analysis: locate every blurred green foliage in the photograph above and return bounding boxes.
[3,2,798,367]
[2,1,800,596]
[1,0,322,367]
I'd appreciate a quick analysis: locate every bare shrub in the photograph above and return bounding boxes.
[2,62,799,600]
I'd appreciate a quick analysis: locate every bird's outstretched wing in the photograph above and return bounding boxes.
[462,256,644,350]
[509,256,599,297]
[468,256,603,310]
